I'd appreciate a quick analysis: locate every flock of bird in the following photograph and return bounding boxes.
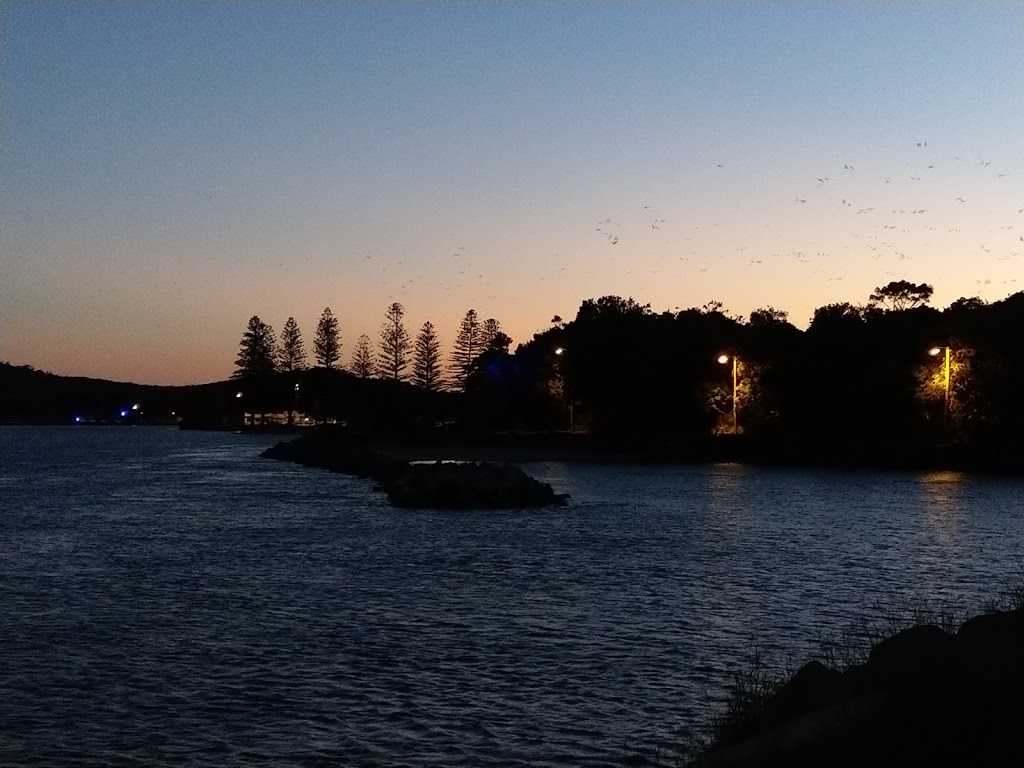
[355,139,1019,328]
[575,140,1021,298]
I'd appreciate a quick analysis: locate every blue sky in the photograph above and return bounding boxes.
[2,2,1022,383]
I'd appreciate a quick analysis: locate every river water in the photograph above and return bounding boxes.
[2,426,1022,766]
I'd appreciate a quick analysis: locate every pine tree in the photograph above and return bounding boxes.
[314,307,341,369]
[481,318,512,353]
[412,321,442,390]
[233,316,278,379]
[352,334,375,378]
[278,317,307,372]
[377,302,412,380]
[482,318,502,348]
[450,308,482,390]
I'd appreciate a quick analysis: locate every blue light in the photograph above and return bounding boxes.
[120,410,128,417]
[74,416,82,423]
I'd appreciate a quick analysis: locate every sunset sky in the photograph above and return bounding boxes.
[2,2,1021,385]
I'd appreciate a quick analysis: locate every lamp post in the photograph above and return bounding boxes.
[289,382,300,426]
[928,346,951,430]
[555,347,573,432]
[718,354,739,434]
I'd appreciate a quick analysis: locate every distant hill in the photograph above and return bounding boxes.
[0,362,233,425]
[0,362,456,430]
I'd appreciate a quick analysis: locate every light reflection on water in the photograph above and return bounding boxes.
[918,470,969,546]
[2,427,1023,767]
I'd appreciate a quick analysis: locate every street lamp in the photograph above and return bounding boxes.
[718,353,739,434]
[554,347,572,432]
[929,346,951,429]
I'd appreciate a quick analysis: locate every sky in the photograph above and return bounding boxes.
[2,1,1022,385]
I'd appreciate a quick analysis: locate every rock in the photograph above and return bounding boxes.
[384,461,570,510]
[688,608,1024,768]
[957,609,1024,643]
[771,660,843,715]
[263,433,569,510]
[866,624,959,682]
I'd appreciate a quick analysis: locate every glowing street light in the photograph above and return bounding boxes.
[929,345,952,429]
[236,391,244,399]
[555,347,565,356]
[718,353,739,434]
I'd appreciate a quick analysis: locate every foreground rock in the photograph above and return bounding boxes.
[689,606,1024,767]
[383,461,569,509]
[261,431,569,510]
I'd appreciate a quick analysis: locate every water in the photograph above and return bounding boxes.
[2,426,1022,767]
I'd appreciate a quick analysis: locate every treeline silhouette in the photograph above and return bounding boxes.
[221,282,1024,448]
[234,304,510,391]
[4,282,1022,455]
[502,284,1024,446]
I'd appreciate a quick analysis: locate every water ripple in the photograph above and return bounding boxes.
[2,427,1022,766]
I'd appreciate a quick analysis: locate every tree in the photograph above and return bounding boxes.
[809,302,865,329]
[278,317,307,372]
[487,331,513,353]
[482,318,502,347]
[450,309,482,390]
[481,318,512,352]
[748,307,789,326]
[947,296,986,313]
[352,334,375,378]
[412,321,442,390]
[377,302,412,381]
[233,316,277,379]
[868,280,934,311]
[314,307,341,369]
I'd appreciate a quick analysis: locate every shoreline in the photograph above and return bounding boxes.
[683,598,1024,767]
[341,432,1024,477]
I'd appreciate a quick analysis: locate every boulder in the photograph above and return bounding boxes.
[866,624,958,678]
[771,660,843,715]
[957,608,1024,644]
[383,461,570,510]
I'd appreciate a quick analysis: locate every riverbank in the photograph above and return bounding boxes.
[262,428,1024,476]
[683,593,1024,768]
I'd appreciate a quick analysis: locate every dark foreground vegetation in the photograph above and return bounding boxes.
[682,588,1024,768]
